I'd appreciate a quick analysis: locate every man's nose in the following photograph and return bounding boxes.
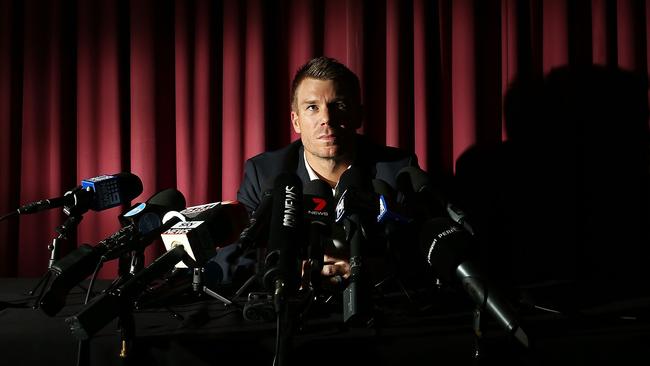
[320,107,331,125]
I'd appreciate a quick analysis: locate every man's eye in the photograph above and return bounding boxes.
[336,102,347,110]
[306,105,318,111]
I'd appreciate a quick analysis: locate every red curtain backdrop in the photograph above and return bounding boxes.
[0,0,648,278]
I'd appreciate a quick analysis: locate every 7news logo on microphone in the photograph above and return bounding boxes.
[306,196,329,217]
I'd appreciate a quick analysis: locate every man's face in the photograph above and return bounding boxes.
[291,78,361,161]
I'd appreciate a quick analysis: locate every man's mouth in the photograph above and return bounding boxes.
[318,134,338,142]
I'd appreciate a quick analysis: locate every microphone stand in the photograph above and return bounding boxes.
[473,306,483,364]
[194,267,237,307]
[118,310,136,361]
[29,207,85,308]
[275,301,289,366]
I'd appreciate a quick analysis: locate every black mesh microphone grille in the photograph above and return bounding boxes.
[396,166,430,193]
[147,188,186,211]
[336,167,371,198]
[372,178,395,200]
[304,179,333,198]
[115,172,144,201]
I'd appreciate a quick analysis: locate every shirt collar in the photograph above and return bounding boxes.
[303,151,352,195]
[303,151,320,181]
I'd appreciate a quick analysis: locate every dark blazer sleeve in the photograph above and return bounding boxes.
[236,140,304,215]
[237,158,263,214]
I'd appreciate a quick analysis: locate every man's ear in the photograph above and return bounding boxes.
[291,110,301,134]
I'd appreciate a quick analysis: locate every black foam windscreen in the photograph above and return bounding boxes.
[396,167,447,217]
[336,167,372,198]
[418,217,474,283]
[119,188,186,235]
[191,201,249,246]
[372,178,395,201]
[304,179,332,197]
[147,188,186,211]
[396,166,430,193]
[114,172,144,202]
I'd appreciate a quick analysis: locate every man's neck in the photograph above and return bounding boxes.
[305,152,353,188]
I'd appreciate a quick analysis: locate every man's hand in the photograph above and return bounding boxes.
[301,254,350,289]
[321,254,350,286]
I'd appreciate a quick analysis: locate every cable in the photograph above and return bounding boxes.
[84,259,104,305]
[0,211,17,222]
[273,311,281,366]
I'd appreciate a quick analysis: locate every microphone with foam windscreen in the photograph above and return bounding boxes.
[372,179,433,289]
[216,189,274,267]
[372,179,412,227]
[118,188,187,235]
[396,166,446,219]
[303,180,333,290]
[160,201,249,268]
[334,167,375,324]
[371,178,414,251]
[236,190,274,251]
[1,172,143,220]
[38,188,186,316]
[262,172,303,312]
[419,217,529,348]
[397,166,474,234]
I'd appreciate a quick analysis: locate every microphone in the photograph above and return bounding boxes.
[118,188,187,235]
[334,167,374,324]
[9,172,143,218]
[160,201,249,268]
[303,180,334,289]
[37,189,186,316]
[397,167,474,234]
[419,217,529,348]
[99,189,187,260]
[371,178,414,252]
[262,172,303,311]
[235,190,274,253]
[372,179,412,226]
[65,245,188,341]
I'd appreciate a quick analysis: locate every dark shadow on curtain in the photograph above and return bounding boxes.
[453,65,650,310]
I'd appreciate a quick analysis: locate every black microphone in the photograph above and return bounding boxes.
[372,179,412,227]
[99,188,187,260]
[8,172,143,218]
[38,189,186,316]
[334,167,374,324]
[419,217,529,348]
[262,172,303,311]
[65,245,188,341]
[303,180,333,290]
[397,167,474,234]
[221,190,274,267]
[371,178,414,252]
[396,166,446,218]
[160,201,249,268]
[118,188,187,235]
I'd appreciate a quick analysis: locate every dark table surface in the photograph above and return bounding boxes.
[2,276,650,366]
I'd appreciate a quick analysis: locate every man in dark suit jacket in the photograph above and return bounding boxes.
[235,56,418,284]
[237,134,417,213]
[237,56,417,213]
